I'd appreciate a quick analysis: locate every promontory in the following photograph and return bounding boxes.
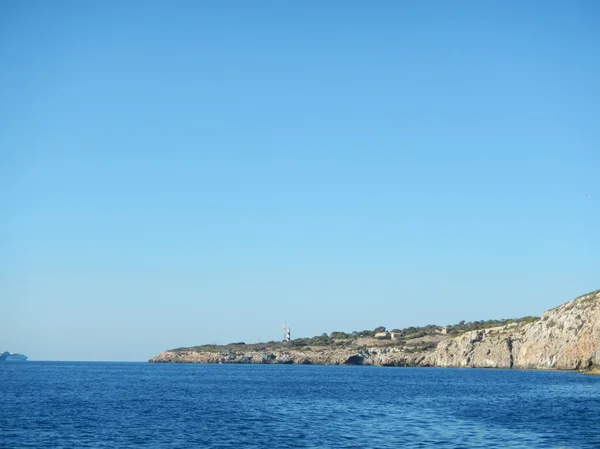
[150,289,600,372]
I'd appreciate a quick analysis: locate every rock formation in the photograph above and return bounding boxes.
[424,289,600,370]
[149,290,600,371]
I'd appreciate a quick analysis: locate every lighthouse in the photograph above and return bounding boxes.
[282,322,291,342]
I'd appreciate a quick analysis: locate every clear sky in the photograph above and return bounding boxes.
[1,1,598,361]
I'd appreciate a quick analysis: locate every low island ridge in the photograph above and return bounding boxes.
[150,290,600,372]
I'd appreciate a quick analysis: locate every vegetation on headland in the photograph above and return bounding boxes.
[171,315,539,354]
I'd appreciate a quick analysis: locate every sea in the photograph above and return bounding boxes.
[1,362,599,448]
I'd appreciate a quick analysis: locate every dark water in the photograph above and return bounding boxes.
[1,363,599,448]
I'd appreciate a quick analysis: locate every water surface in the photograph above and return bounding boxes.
[1,362,599,448]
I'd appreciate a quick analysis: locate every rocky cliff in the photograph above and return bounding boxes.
[150,290,600,371]
[149,346,427,367]
[425,289,600,370]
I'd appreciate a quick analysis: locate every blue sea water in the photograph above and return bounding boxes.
[1,363,599,448]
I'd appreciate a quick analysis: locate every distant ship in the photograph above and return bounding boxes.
[0,351,28,362]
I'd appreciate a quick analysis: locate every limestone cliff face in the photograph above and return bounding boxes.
[515,290,600,370]
[424,327,517,368]
[425,290,600,370]
[149,347,425,366]
[150,348,359,365]
[150,290,600,371]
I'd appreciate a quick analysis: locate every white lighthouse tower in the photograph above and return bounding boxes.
[282,322,291,342]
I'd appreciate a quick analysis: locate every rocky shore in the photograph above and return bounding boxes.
[150,290,600,372]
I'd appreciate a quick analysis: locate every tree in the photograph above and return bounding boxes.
[330,331,351,340]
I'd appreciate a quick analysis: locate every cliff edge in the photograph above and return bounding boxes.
[150,290,600,371]
[426,290,600,370]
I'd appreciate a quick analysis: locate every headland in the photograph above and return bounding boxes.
[150,290,600,373]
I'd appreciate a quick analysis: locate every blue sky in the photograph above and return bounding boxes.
[1,1,598,361]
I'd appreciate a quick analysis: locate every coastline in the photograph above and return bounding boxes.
[150,290,600,373]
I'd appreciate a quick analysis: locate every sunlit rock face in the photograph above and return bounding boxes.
[424,290,600,371]
[515,290,600,370]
